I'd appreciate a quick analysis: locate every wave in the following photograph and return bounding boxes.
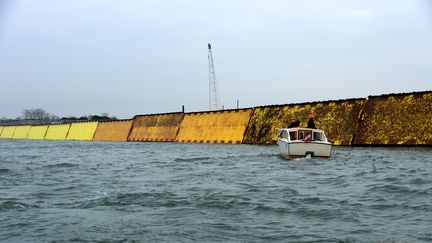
[44,163,79,168]
[173,152,279,163]
[76,191,190,209]
[174,156,212,162]
[0,201,33,211]
[0,168,10,174]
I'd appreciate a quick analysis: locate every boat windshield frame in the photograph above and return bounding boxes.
[278,128,328,143]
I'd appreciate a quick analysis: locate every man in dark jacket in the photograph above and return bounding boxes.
[307,114,316,129]
[288,120,300,128]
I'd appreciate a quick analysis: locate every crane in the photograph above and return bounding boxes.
[208,43,222,110]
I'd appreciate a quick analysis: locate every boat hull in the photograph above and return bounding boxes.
[278,140,332,158]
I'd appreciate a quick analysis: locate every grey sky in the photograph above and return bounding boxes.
[0,0,431,119]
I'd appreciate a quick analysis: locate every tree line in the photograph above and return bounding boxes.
[1,108,117,121]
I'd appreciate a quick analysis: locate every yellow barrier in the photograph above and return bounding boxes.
[45,124,71,140]
[12,125,31,139]
[353,91,432,145]
[27,125,49,140]
[0,126,16,139]
[93,120,133,142]
[128,113,185,142]
[66,122,98,140]
[243,99,366,145]
[175,109,253,144]
[0,126,3,137]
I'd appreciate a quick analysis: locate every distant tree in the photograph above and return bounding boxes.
[86,113,117,121]
[22,108,56,120]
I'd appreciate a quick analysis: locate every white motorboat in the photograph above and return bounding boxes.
[277,127,332,159]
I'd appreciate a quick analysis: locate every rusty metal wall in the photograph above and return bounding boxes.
[175,109,253,144]
[243,99,366,145]
[128,113,184,142]
[93,120,133,142]
[353,91,432,145]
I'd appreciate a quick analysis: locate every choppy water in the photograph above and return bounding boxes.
[0,140,431,242]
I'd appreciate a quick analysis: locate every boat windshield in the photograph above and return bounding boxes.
[298,130,312,140]
[278,130,289,139]
[313,132,323,141]
[289,131,297,140]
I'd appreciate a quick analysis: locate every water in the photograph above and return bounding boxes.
[1,140,431,242]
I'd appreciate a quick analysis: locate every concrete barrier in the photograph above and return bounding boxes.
[27,125,49,140]
[93,120,133,142]
[128,113,184,142]
[353,91,432,145]
[66,122,98,140]
[243,99,366,145]
[0,126,16,139]
[175,109,253,144]
[45,124,71,140]
[12,125,31,139]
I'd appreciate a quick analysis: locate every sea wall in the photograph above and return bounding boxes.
[27,125,49,140]
[128,113,184,142]
[0,91,430,146]
[45,124,71,140]
[243,99,366,145]
[66,122,98,140]
[0,126,16,139]
[93,120,133,142]
[12,125,31,139]
[175,109,253,144]
[353,91,432,145]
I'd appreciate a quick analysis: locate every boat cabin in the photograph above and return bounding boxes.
[278,128,328,143]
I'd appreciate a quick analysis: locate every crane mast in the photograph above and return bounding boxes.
[208,43,222,110]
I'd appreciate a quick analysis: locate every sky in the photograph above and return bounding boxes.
[0,0,431,119]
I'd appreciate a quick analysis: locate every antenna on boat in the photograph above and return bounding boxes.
[208,43,222,110]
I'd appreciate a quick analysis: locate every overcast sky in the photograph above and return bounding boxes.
[0,0,431,119]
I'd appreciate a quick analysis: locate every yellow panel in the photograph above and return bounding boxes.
[128,113,184,142]
[0,126,3,137]
[45,124,71,140]
[243,99,366,145]
[353,92,432,145]
[66,122,98,140]
[93,120,133,142]
[0,126,16,138]
[27,125,49,139]
[12,126,31,139]
[175,109,253,144]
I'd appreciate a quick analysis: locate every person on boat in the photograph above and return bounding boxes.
[288,120,300,128]
[307,114,316,129]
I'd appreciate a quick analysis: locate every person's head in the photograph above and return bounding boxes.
[309,114,314,119]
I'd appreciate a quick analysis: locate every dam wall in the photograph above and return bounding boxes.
[175,109,253,144]
[45,124,71,140]
[0,91,430,146]
[128,113,184,142]
[93,120,133,142]
[353,91,432,145]
[66,122,98,140]
[27,125,49,140]
[12,125,31,139]
[0,126,16,139]
[243,99,367,145]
